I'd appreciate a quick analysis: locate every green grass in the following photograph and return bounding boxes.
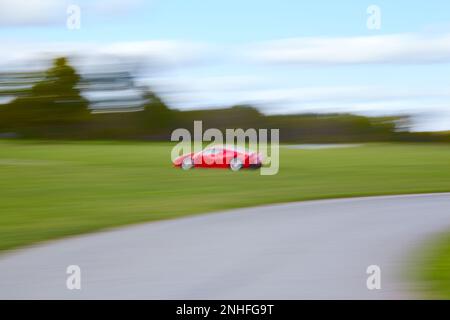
[1,140,450,252]
[417,233,450,299]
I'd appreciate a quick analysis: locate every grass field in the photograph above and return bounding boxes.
[1,140,450,253]
[418,233,450,299]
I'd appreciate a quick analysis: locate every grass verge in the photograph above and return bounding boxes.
[415,233,450,299]
[1,140,450,251]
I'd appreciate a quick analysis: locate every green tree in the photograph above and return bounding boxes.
[2,57,90,128]
[142,88,174,133]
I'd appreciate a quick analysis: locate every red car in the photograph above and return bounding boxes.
[173,146,262,171]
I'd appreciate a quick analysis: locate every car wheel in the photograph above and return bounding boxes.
[181,157,194,170]
[229,158,243,171]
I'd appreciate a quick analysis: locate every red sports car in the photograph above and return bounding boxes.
[173,146,262,171]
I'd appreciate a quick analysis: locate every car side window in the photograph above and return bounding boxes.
[203,149,214,156]
[203,148,222,155]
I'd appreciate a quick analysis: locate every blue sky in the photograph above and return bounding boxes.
[2,0,450,130]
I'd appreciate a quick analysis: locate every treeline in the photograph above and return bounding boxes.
[0,57,449,143]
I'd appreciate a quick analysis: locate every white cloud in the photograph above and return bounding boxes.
[0,0,66,26]
[241,86,450,105]
[0,0,145,26]
[0,40,211,71]
[153,81,450,110]
[97,41,211,67]
[247,33,450,65]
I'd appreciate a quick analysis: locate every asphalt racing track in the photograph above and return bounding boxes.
[0,193,449,299]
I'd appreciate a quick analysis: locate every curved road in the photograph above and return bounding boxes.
[1,193,450,299]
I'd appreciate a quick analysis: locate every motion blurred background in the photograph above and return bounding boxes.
[0,0,449,299]
[2,0,450,141]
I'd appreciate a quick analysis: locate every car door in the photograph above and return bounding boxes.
[223,148,237,167]
[213,148,227,167]
[199,148,214,167]
[207,148,226,167]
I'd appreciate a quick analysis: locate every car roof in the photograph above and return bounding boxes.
[204,144,256,153]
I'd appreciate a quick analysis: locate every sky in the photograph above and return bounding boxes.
[1,0,450,131]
